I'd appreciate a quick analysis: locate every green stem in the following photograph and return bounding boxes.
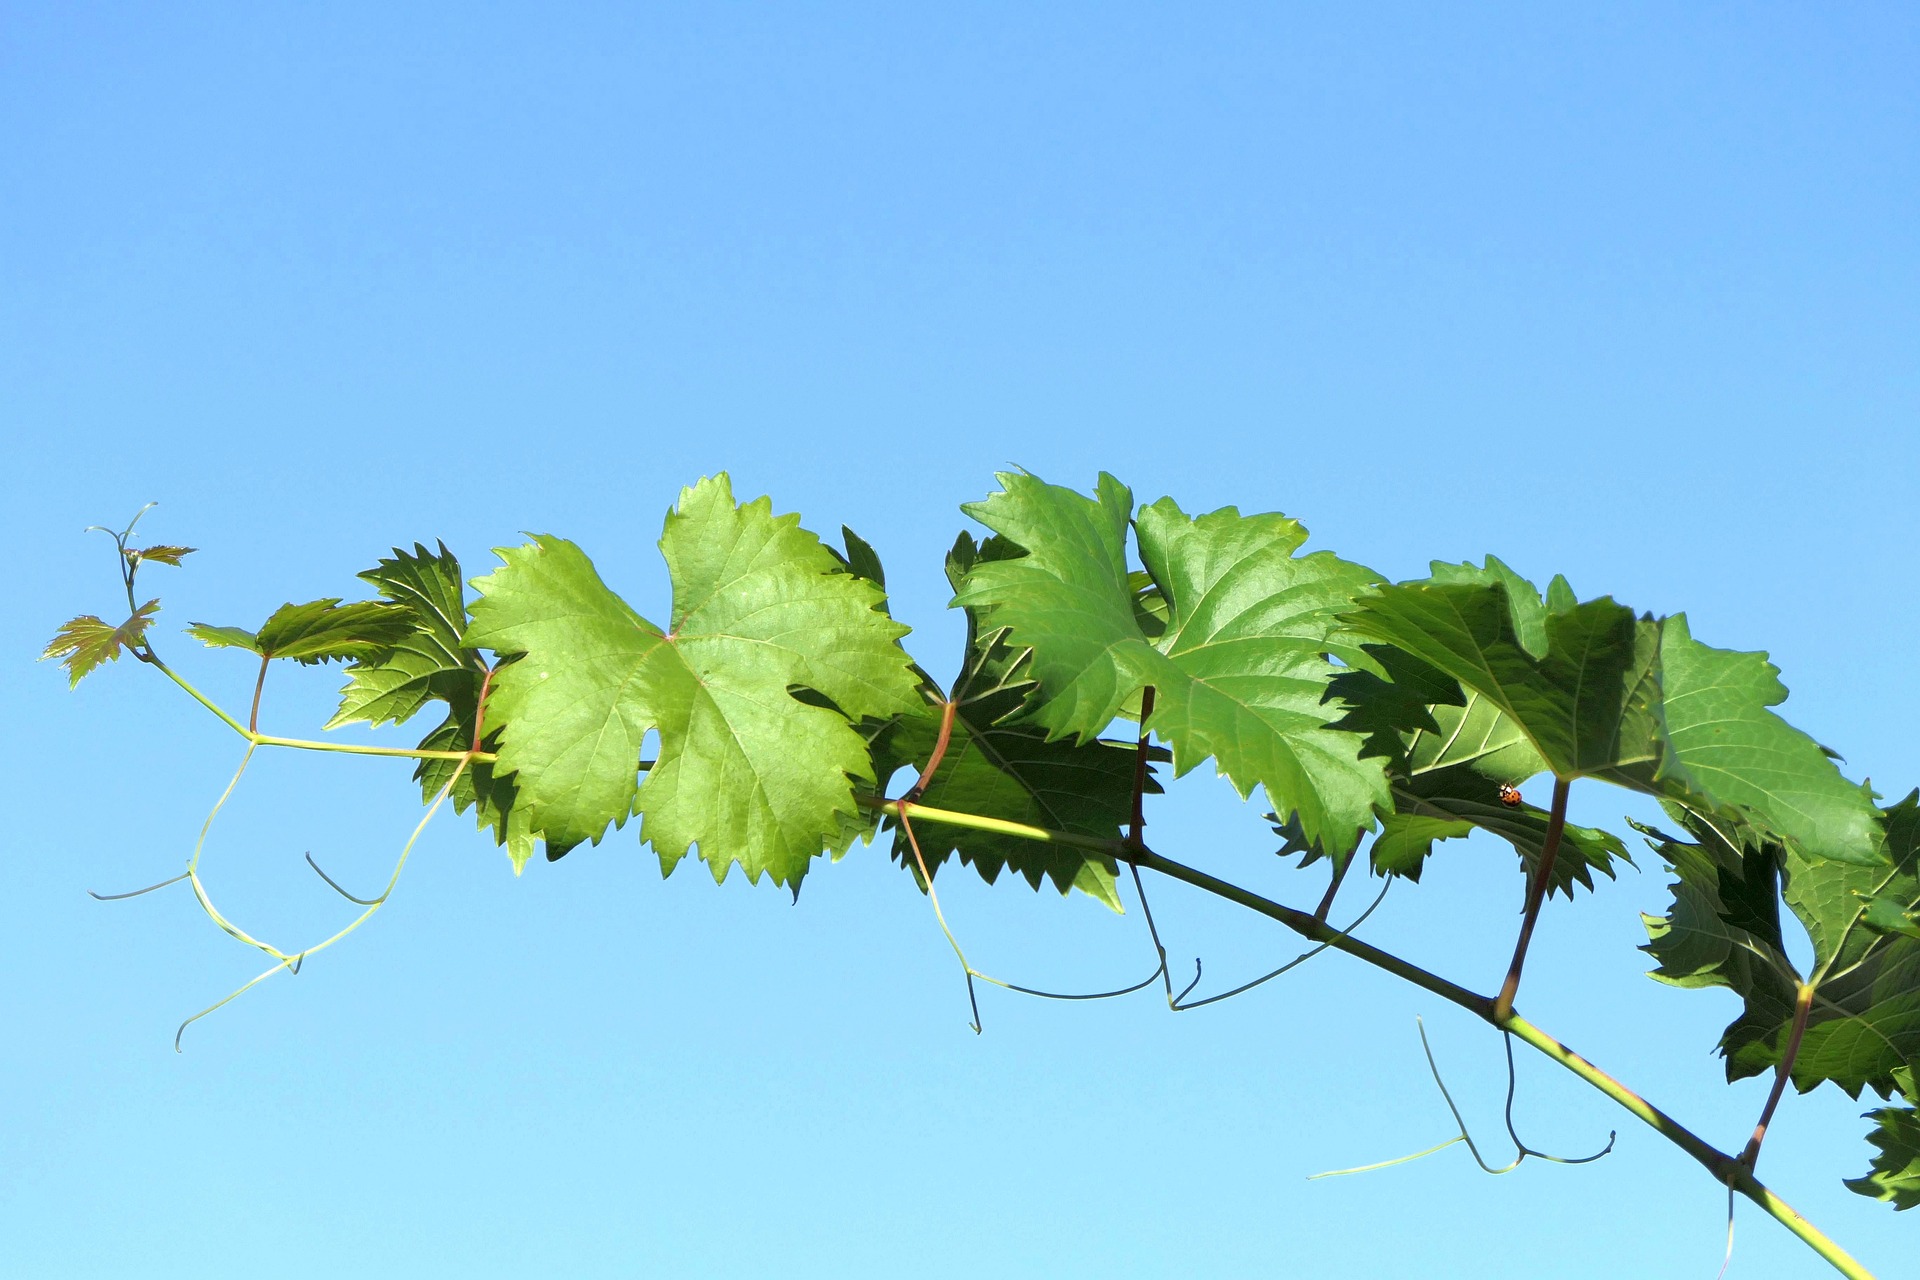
[251,734,495,763]
[861,797,1877,1280]
[149,658,249,737]
[147,659,496,762]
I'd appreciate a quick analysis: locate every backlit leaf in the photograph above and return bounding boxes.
[954,472,1390,859]
[42,600,160,687]
[188,599,414,665]
[466,475,921,886]
[130,544,195,567]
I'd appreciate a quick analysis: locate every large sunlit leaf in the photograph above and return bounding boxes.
[465,475,921,886]
[953,471,1390,859]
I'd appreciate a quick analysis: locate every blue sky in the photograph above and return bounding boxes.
[4,4,1917,1276]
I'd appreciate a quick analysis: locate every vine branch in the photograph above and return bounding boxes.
[871,796,1876,1280]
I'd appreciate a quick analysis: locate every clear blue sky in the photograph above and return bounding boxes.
[4,4,1917,1276]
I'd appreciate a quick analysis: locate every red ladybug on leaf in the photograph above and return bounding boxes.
[1497,783,1523,808]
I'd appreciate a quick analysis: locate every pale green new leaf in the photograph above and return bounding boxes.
[129,544,195,567]
[185,623,260,652]
[466,475,921,886]
[953,472,1390,859]
[42,600,161,687]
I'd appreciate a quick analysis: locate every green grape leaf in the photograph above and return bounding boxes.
[1425,555,1575,658]
[330,544,484,731]
[1391,767,1628,898]
[1648,616,1884,868]
[1765,793,1920,1094]
[1847,1070,1920,1210]
[185,623,260,652]
[129,544,195,567]
[187,599,414,665]
[42,600,161,687]
[1645,795,1920,1095]
[328,543,533,871]
[1341,581,1660,782]
[953,472,1390,859]
[867,532,1154,911]
[1638,810,1801,1076]
[465,475,921,886]
[1858,896,1920,944]
[1368,813,1474,877]
[1323,640,1625,897]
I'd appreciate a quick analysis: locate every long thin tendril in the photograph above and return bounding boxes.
[173,759,467,1050]
[1174,882,1390,1012]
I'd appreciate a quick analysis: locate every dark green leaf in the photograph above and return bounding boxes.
[254,599,414,665]
[1425,555,1565,657]
[466,475,922,887]
[1368,813,1474,877]
[1391,767,1627,898]
[329,545,482,731]
[867,534,1156,910]
[1342,581,1660,782]
[1767,793,1920,1094]
[1644,795,1920,1095]
[954,472,1390,859]
[188,599,415,665]
[42,600,160,687]
[1324,634,1626,896]
[1847,1070,1920,1210]
[329,543,533,871]
[1638,810,1801,1078]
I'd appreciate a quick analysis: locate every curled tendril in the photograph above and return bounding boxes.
[89,871,190,901]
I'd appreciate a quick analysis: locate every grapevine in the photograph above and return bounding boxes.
[45,474,1920,1279]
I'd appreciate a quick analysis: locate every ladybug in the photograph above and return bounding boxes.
[1497,783,1523,808]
